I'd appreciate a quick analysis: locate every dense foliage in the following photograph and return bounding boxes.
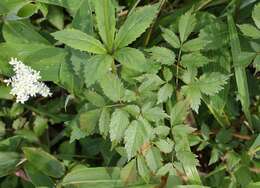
[0,0,260,187]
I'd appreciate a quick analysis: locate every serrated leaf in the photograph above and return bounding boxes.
[138,74,165,92]
[182,37,207,52]
[114,47,147,72]
[178,11,196,43]
[154,126,170,137]
[161,27,180,48]
[23,147,65,178]
[109,109,129,143]
[99,72,125,102]
[157,83,173,104]
[114,4,158,49]
[156,163,176,176]
[79,109,100,135]
[238,24,260,39]
[155,139,174,153]
[146,47,175,65]
[198,72,229,96]
[124,120,150,160]
[144,146,162,172]
[171,100,189,126]
[181,85,201,113]
[142,104,168,122]
[181,52,210,69]
[252,3,260,29]
[94,0,115,51]
[84,54,113,87]
[99,108,110,138]
[52,29,107,54]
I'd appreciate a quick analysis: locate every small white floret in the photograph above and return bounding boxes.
[4,58,52,103]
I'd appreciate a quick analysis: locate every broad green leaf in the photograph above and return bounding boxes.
[121,105,140,118]
[170,100,189,126]
[0,43,67,82]
[236,52,256,67]
[178,11,196,43]
[84,54,113,87]
[62,166,122,187]
[99,108,110,138]
[249,134,260,156]
[144,146,162,172]
[137,155,150,183]
[94,0,115,51]
[79,109,100,135]
[114,4,158,49]
[238,24,260,39]
[109,109,129,143]
[181,52,210,69]
[161,27,180,48]
[24,163,54,187]
[52,29,107,54]
[154,126,170,137]
[69,120,86,143]
[146,47,175,65]
[33,116,48,137]
[157,83,173,104]
[228,14,253,127]
[124,120,150,160]
[142,104,168,122]
[16,3,38,18]
[247,182,260,188]
[99,72,125,102]
[252,3,260,29]
[72,0,93,34]
[84,90,106,107]
[23,147,65,178]
[114,47,147,72]
[3,20,50,44]
[154,139,174,153]
[182,38,207,52]
[156,163,176,176]
[138,74,165,92]
[0,152,20,177]
[163,67,173,82]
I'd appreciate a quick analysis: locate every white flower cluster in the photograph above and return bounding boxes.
[4,58,52,104]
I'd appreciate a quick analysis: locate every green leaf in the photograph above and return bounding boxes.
[0,85,12,100]
[69,120,86,143]
[84,90,106,107]
[182,38,207,52]
[178,11,196,43]
[124,120,150,160]
[198,72,229,96]
[181,85,202,113]
[99,72,125,102]
[37,0,82,16]
[23,147,65,178]
[72,0,93,34]
[228,14,253,127]
[161,27,180,49]
[252,3,260,29]
[52,29,107,54]
[142,104,168,122]
[155,139,174,153]
[238,24,260,39]
[157,83,173,104]
[138,74,165,92]
[253,55,260,72]
[114,47,147,72]
[144,146,162,172]
[79,109,100,135]
[146,47,175,65]
[3,21,50,44]
[24,163,54,187]
[114,4,158,49]
[137,155,150,183]
[170,100,189,126]
[99,108,110,138]
[84,54,113,87]
[199,21,229,50]
[0,152,20,177]
[120,159,138,185]
[181,52,209,69]
[94,0,115,51]
[109,109,130,144]
[61,166,122,187]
